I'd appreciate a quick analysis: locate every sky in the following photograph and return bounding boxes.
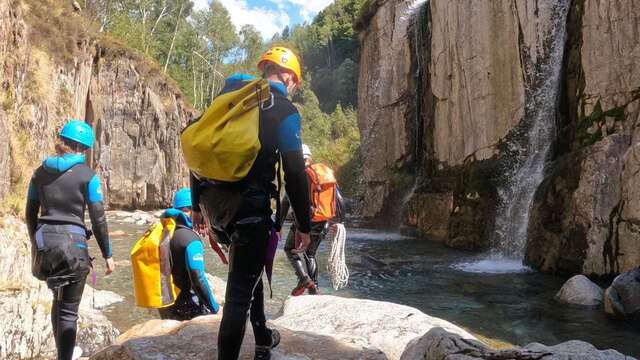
[193,0,334,39]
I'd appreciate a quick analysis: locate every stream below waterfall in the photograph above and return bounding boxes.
[88,220,640,357]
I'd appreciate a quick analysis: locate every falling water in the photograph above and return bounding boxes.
[491,0,571,260]
[399,0,428,215]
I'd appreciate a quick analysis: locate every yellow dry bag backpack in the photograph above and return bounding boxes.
[180,79,273,182]
[131,218,180,308]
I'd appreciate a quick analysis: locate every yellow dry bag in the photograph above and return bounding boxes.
[130,218,180,308]
[180,79,272,182]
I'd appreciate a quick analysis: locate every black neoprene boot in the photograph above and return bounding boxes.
[254,328,280,360]
[290,258,314,296]
[307,256,320,295]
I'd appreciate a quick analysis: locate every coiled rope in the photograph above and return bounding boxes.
[327,223,348,290]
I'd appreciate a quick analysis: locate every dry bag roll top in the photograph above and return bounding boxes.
[306,163,338,222]
[180,79,272,182]
[131,217,180,308]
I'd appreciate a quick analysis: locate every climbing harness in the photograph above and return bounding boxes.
[327,223,349,290]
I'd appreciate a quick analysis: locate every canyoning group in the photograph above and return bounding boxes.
[25,47,348,360]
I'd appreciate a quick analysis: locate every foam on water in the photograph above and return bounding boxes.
[452,257,533,274]
[348,230,413,241]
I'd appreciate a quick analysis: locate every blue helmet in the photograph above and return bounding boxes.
[59,120,95,148]
[173,188,192,209]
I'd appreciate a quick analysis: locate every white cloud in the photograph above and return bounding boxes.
[192,0,335,38]
[281,0,334,21]
[195,0,290,39]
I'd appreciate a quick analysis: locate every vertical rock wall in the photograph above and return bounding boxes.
[526,0,640,276]
[0,0,193,210]
[357,0,567,250]
[357,0,418,218]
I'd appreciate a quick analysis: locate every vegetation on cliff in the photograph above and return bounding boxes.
[83,0,366,196]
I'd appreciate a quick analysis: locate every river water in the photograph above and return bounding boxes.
[89,222,639,357]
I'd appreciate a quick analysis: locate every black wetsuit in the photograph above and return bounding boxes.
[158,210,220,320]
[281,180,345,288]
[25,153,111,360]
[191,74,311,360]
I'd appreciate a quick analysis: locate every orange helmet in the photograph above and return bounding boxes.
[257,47,302,85]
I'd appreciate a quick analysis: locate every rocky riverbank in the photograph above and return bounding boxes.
[89,295,635,360]
[0,216,122,359]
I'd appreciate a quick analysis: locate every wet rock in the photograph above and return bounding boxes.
[555,275,603,307]
[526,0,640,275]
[406,192,453,242]
[271,295,474,360]
[89,316,386,360]
[205,273,226,307]
[400,327,631,360]
[82,287,125,310]
[0,216,119,359]
[109,230,126,237]
[526,135,629,275]
[603,268,640,321]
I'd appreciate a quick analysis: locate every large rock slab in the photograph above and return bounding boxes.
[271,295,474,360]
[90,316,387,360]
[400,327,633,360]
[603,268,640,321]
[555,275,604,307]
[430,0,525,166]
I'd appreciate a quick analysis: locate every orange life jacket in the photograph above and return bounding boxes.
[306,163,337,222]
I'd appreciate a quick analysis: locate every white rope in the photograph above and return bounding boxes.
[327,223,349,290]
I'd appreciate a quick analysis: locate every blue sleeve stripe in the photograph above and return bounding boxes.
[186,241,206,271]
[87,175,104,203]
[185,241,220,313]
[27,181,39,201]
[278,113,303,153]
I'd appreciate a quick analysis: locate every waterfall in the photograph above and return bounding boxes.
[399,0,428,218]
[491,0,571,259]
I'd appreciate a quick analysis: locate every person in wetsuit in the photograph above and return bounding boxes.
[280,144,346,295]
[158,188,220,320]
[191,47,312,360]
[25,120,115,360]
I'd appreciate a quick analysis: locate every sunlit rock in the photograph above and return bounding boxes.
[555,275,604,308]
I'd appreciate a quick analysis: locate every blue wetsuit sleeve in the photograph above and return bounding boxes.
[278,113,302,152]
[86,175,112,258]
[25,176,40,241]
[185,240,220,314]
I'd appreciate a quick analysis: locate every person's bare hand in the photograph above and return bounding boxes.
[192,210,206,236]
[292,230,310,254]
[105,257,115,275]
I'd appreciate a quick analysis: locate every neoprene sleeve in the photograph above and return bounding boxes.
[88,202,111,258]
[185,241,220,313]
[335,188,346,223]
[26,178,40,240]
[281,150,311,233]
[25,200,40,241]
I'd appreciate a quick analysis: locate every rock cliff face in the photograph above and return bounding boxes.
[0,0,193,210]
[525,0,640,276]
[358,0,640,273]
[357,0,568,250]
